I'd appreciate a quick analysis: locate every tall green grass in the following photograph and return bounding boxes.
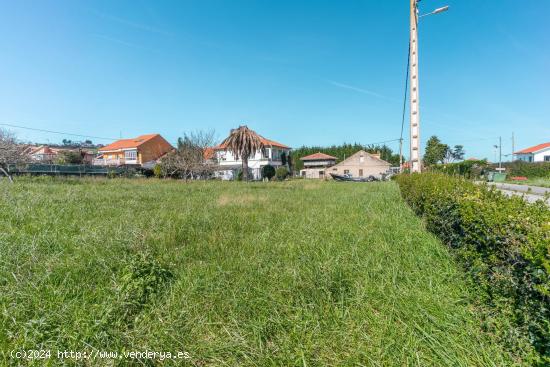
[0,178,520,365]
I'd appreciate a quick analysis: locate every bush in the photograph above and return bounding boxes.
[261,165,276,180]
[275,166,289,181]
[55,150,84,165]
[430,160,489,179]
[494,161,550,178]
[396,173,550,364]
[153,164,162,178]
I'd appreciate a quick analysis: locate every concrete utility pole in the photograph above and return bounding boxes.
[409,1,449,173]
[409,0,421,173]
[499,136,502,169]
[511,132,515,162]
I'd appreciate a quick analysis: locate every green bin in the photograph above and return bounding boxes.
[493,172,507,182]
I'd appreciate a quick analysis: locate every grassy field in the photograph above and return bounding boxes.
[0,178,518,366]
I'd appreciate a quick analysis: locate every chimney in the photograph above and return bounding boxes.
[371,152,381,159]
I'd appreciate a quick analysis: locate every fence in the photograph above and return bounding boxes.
[8,164,129,176]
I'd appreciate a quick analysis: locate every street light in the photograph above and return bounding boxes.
[419,6,450,18]
[408,1,449,173]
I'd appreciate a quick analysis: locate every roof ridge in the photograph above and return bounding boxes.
[99,134,161,151]
[514,142,550,154]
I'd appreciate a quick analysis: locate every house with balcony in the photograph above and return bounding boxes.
[212,136,291,180]
[93,134,174,167]
[299,152,337,179]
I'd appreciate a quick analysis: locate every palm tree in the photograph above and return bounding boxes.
[221,125,264,181]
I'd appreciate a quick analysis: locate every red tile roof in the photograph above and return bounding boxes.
[300,152,337,161]
[514,142,550,154]
[30,146,56,155]
[98,134,159,152]
[213,136,289,150]
[203,147,215,160]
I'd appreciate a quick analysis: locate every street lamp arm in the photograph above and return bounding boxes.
[419,5,449,18]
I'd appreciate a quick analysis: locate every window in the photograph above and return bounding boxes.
[124,150,137,160]
[529,156,533,162]
[319,170,324,178]
[545,156,550,162]
[359,169,363,177]
[344,169,350,175]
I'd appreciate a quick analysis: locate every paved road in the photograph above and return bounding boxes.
[487,182,550,205]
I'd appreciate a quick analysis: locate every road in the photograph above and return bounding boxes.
[487,182,550,205]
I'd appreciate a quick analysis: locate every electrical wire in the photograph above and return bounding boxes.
[0,122,120,141]
[362,138,401,146]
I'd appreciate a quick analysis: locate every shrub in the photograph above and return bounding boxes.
[275,166,289,181]
[261,164,276,180]
[493,161,550,178]
[396,173,550,364]
[153,164,162,178]
[430,160,489,179]
[55,150,84,165]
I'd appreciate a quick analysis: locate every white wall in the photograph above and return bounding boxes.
[215,147,291,180]
[534,148,550,162]
[216,147,290,167]
[516,147,550,162]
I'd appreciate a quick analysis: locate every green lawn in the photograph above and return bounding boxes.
[0,178,517,366]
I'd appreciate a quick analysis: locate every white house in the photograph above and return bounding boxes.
[26,145,58,162]
[212,136,291,180]
[514,142,550,163]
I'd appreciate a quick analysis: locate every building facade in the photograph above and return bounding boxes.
[299,152,337,179]
[25,145,95,164]
[514,142,550,163]
[327,150,391,179]
[94,134,174,166]
[27,146,58,162]
[213,137,291,180]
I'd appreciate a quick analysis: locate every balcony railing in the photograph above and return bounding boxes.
[93,158,138,166]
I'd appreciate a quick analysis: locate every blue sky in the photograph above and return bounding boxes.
[0,0,549,160]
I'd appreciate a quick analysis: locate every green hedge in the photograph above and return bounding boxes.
[429,160,489,179]
[396,173,550,364]
[494,161,550,178]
